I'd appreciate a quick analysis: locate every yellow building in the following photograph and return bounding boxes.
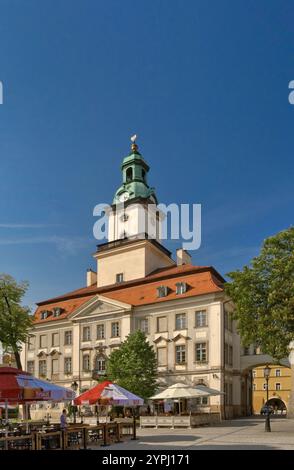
[252,365,291,414]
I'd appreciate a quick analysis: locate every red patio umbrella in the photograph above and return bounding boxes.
[74,380,112,405]
[0,367,39,403]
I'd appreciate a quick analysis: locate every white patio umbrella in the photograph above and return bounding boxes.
[150,382,210,400]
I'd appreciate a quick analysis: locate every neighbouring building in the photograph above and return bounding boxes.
[21,139,243,418]
[252,365,291,414]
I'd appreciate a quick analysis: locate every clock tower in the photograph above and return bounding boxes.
[94,137,175,287]
[108,138,161,242]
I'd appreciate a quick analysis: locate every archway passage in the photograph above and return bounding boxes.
[266,398,287,414]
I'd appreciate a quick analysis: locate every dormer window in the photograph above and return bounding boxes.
[53,307,62,317]
[157,286,168,298]
[176,282,187,295]
[40,310,50,320]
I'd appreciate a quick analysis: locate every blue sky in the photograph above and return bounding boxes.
[0,0,293,309]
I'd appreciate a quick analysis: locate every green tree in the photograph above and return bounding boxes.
[0,274,32,369]
[106,330,157,400]
[225,227,294,360]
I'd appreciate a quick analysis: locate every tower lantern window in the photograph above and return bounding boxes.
[126,167,133,182]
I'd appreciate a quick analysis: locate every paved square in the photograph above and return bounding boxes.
[92,417,294,450]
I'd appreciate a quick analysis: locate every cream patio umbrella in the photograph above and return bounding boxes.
[150,382,210,400]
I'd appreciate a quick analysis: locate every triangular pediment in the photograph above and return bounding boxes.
[153,336,170,344]
[172,333,190,342]
[70,295,131,320]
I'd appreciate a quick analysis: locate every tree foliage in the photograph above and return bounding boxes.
[106,330,157,400]
[0,274,32,369]
[225,227,294,360]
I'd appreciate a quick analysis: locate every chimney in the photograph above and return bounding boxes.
[87,269,97,287]
[176,248,192,266]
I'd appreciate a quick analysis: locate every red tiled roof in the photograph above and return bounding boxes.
[33,264,224,324]
[33,295,94,324]
[103,269,223,306]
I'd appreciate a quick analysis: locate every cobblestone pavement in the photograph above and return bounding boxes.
[91,416,294,450]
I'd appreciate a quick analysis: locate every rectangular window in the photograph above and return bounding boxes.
[157,347,167,366]
[28,337,35,350]
[83,355,90,372]
[39,335,47,349]
[64,357,72,374]
[275,369,281,377]
[195,342,207,363]
[195,310,207,327]
[175,345,186,364]
[52,333,59,347]
[64,330,72,345]
[111,322,120,337]
[83,326,91,342]
[27,361,34,374]
[252,370,257,378]
[96,324,105,340]
[39,360,47,377]
[196,396,209,405]
[116,273,124,283]
[252,383,256,391]
[52,358,59,375]
[157,316,167,332]
[176,282,187,295]
[275,383,281,391]
[139,318,149,334]
[175,313,186,330]
[95,358,106,372]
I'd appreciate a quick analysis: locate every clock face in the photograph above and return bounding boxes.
[119,191,129,202]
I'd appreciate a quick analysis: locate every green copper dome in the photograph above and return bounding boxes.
[113,142,158,205]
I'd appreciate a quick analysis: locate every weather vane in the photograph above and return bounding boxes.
[130,134,138,152]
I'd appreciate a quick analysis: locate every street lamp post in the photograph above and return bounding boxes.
[71,381,78,424]
[264,365,271,432]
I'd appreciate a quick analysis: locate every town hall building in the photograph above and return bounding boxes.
[21,139,243,418]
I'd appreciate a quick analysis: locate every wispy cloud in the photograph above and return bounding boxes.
[0,235,91,255]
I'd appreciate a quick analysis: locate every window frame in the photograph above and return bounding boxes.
[116,273,124,283]
[175,313,187,330]
[175,344,186,364]
[111,322,120,338]
[82,326,91,342]
[96,324,105,340]
[82,354,90,372]
[195,342,208,363]
[195,310,207,328]
[64,330,72,345]
[64,357,72,375]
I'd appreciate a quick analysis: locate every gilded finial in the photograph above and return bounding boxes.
[130,134,138,153]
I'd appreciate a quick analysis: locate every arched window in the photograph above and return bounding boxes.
[142,169,146,181]
[126,167,133,182]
